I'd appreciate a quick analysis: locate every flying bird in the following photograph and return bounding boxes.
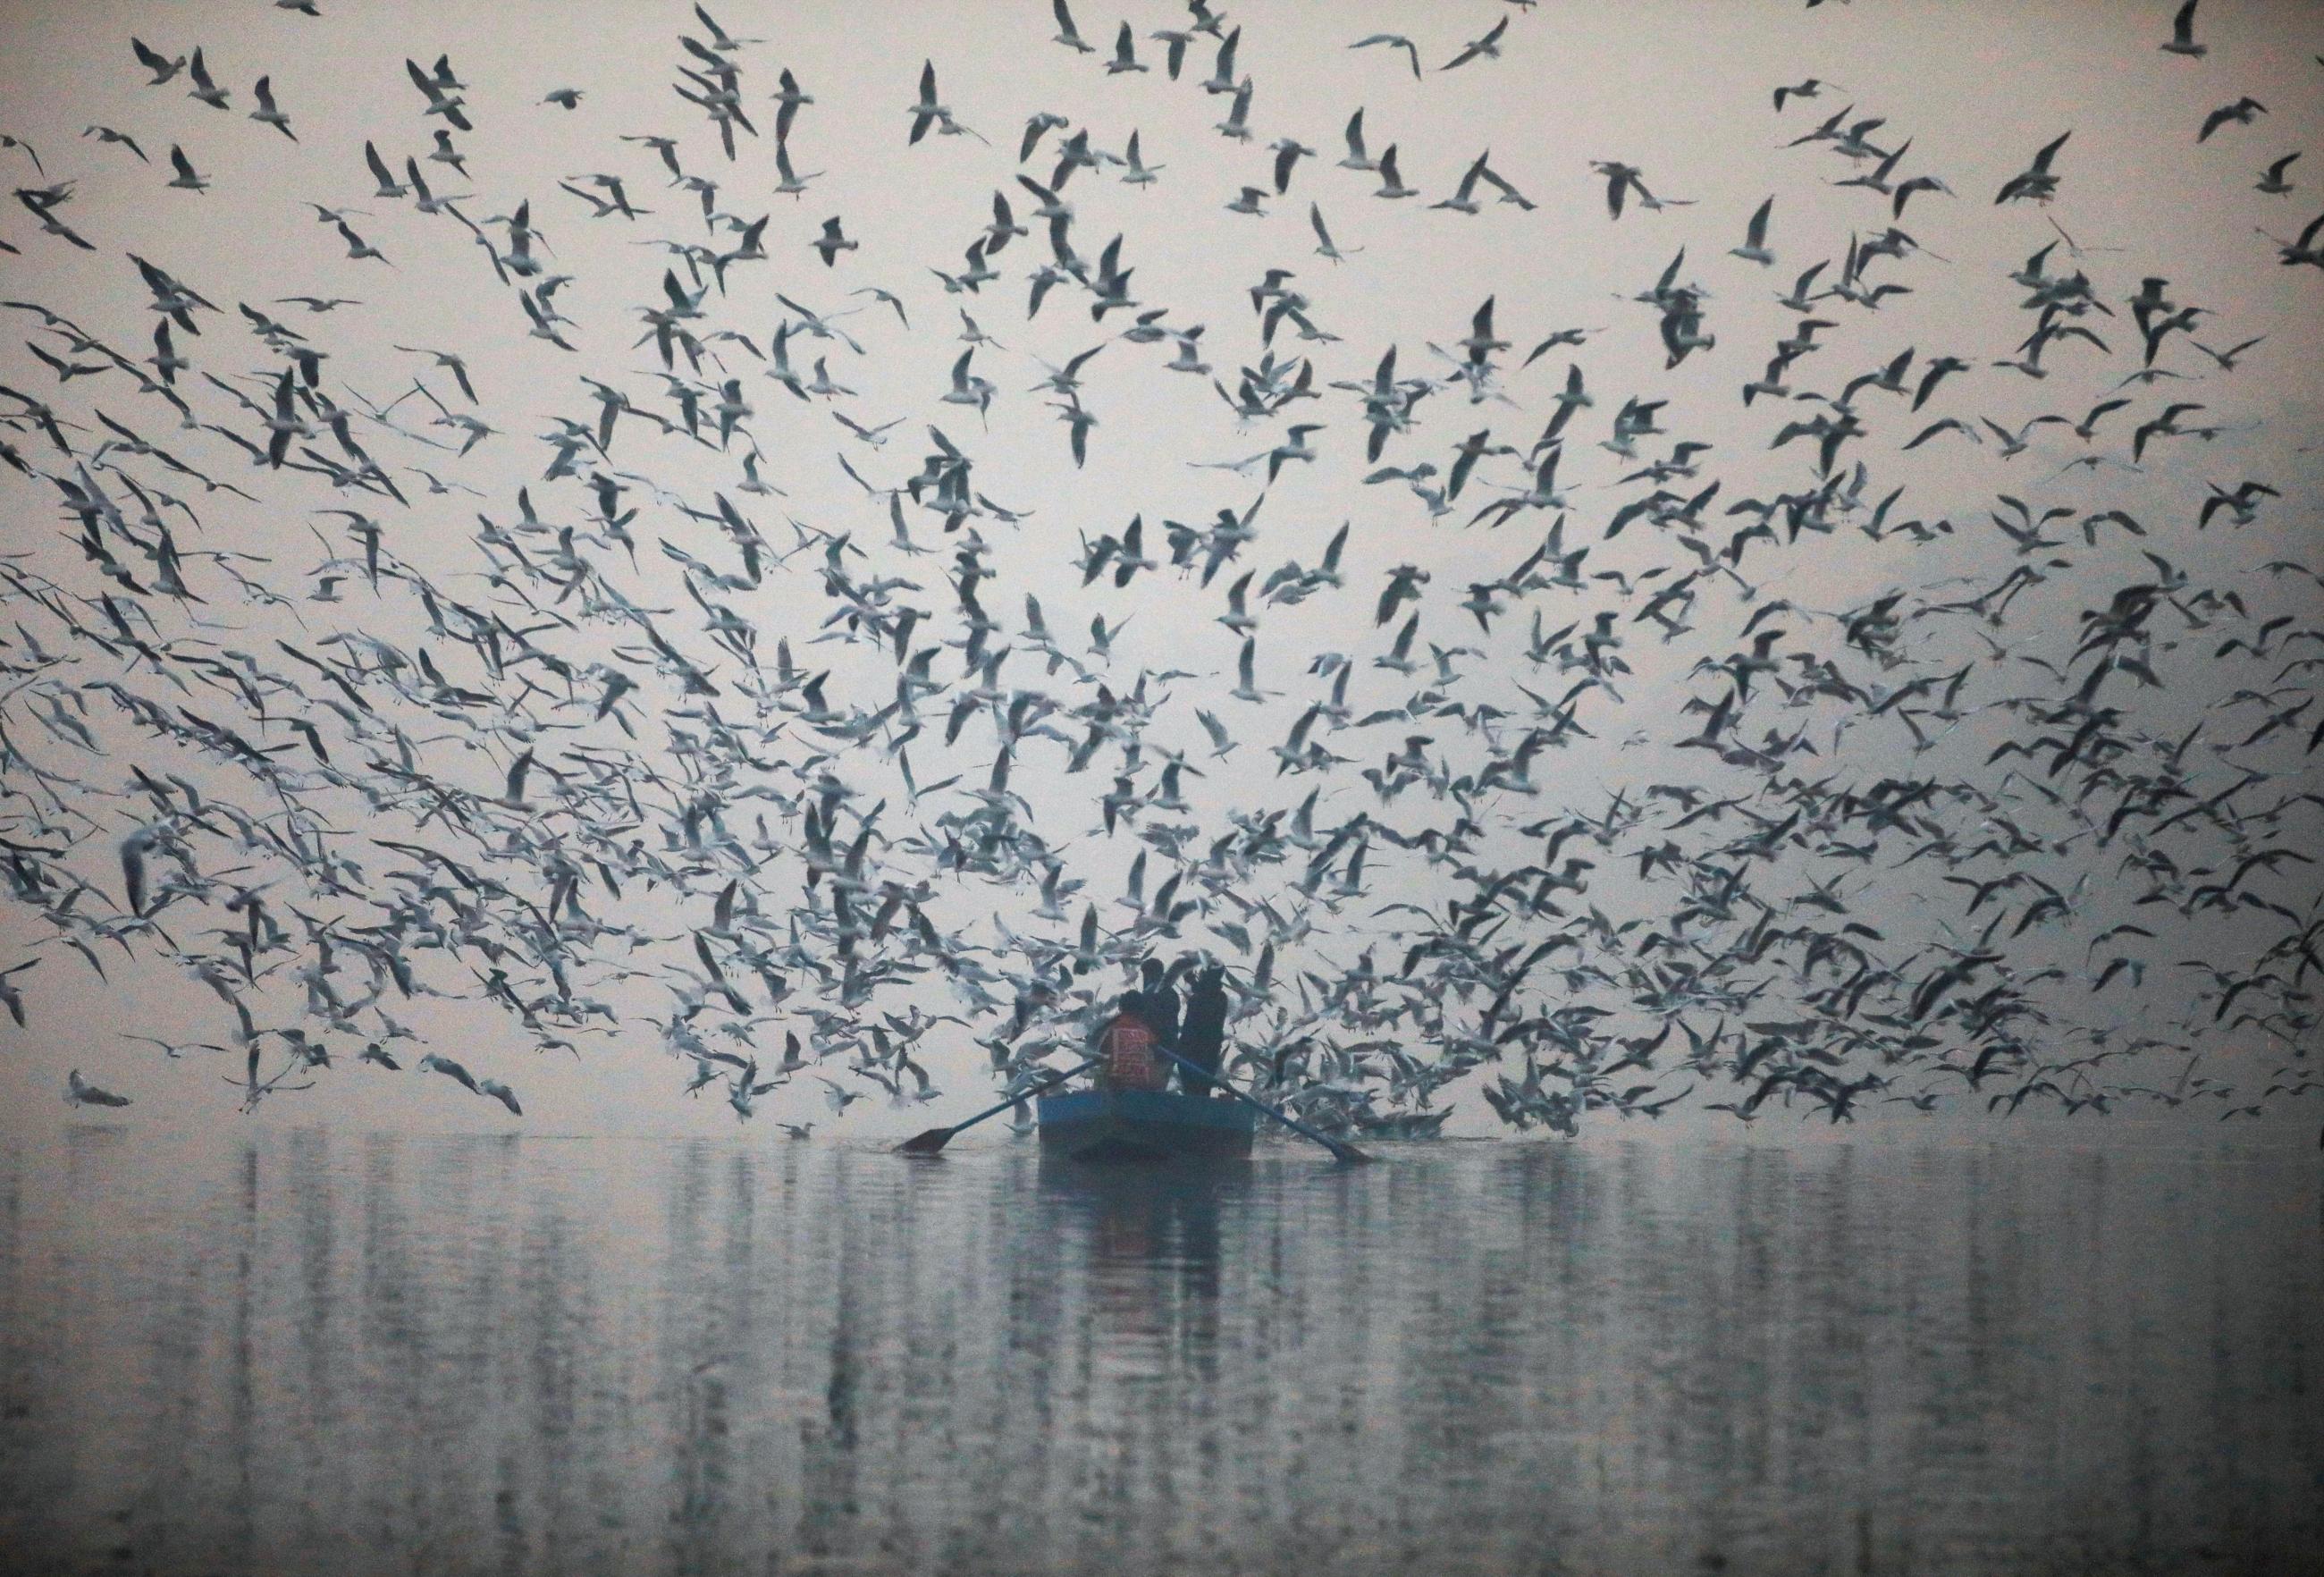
[1994,131,2070,204]
[2161,0,2206,56]
[2197,98,2265,143]
[65,1069,132,1109]
[1441,17,1511,72]
[1351,34,1423,80]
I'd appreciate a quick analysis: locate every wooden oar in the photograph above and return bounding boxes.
[897,1054,1104,1155]
[1155,1046,1375,1164]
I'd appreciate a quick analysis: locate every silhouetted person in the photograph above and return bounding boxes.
[1140,957,1182,1050]
[1178,962,1229,1096]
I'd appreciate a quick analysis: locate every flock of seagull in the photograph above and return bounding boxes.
[5,0,2322,1135]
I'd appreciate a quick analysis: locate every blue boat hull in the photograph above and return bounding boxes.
[1037,1087,1257,1161]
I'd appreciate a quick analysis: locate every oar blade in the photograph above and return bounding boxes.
[896,1125,956,1155]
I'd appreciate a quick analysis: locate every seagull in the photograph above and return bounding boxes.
[1351,34,1423,80]
[811,215,857,266]
[405,55,472,130]
[2161,0,2206,56]
[417,1051,482,1095]
[364,139,408,198]
[166,144,209,193]
[774,140,821,198]
[1994,131,2069,204]
[1441,17,1510,71]
[943,347,997,418]
[131,38,186,85]
[0,960,34,1027]
[907,61,952,145]
[185,48,230,110]
[335,218,389,264]
[249,75,296,139]
[65,1069,132,1109]
[2132,401,2205,461]
[690,4,762,52]
[1891,171,1954,218]
[2264,210,2324,268]
[2192,333,2265,370]
[1052,0,1095,53]
[1310,203,1360,261]
[83,124,150,162]
[1123,130,1164,187]
[1107,21,1148,74]
[1730,196,1775,265]
[853,284,909,327]
[1591,159,1657,218]
[394,343,477,401]
[1269,138,1315,195]
[2197,97,2265,143]
[1375,146,1417,199]
[1200,26,1242,95]
[771,68,814,140]
[1432,152,1496,215]
[1214,79,1254,142]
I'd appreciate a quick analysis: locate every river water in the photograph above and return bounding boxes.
[0,1126,2317,1576]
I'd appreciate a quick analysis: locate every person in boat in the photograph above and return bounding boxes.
[1138,957,1182,1050]
[1094,991,1169,1092]
[1176,960,1230,1097]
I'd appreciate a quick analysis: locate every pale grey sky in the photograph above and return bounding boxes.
[1,0,2320,1139]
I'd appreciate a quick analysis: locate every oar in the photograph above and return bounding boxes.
[897,1054,1104,1155]
[1155,1046,1374,1164]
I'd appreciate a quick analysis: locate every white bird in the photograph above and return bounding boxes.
[166,144,209,193]
[1107,21,1147,74]
[417,1051,481,1095]
[1441,17,1510,72]
[1311,203,1360,262]
[2161,0,2206,56]
[66,1069,132,1108]
[1351,34,1422,80]
[249,75,296,139]
[1051,0,1094,53]
[1730,196,1775,265]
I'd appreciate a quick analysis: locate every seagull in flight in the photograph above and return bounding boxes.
[66,1069,132,1108]
[1441,17,1510,72]
[1351,34,1423,80]
[2161,0,2207,56]
[1995,131,2069,204]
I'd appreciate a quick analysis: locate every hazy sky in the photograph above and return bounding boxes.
[1,0,2320,1139]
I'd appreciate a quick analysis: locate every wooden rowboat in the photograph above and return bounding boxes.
[1036,1086,1258,1161]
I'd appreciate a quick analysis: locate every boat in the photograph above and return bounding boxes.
[1036,1085,1258,1161]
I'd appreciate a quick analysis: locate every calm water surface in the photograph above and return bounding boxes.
[0,1127,2317,1577]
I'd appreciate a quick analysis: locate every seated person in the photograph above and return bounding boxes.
[1094,993,1167,1092]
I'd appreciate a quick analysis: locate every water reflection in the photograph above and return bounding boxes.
[0,1130,2315,1576]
